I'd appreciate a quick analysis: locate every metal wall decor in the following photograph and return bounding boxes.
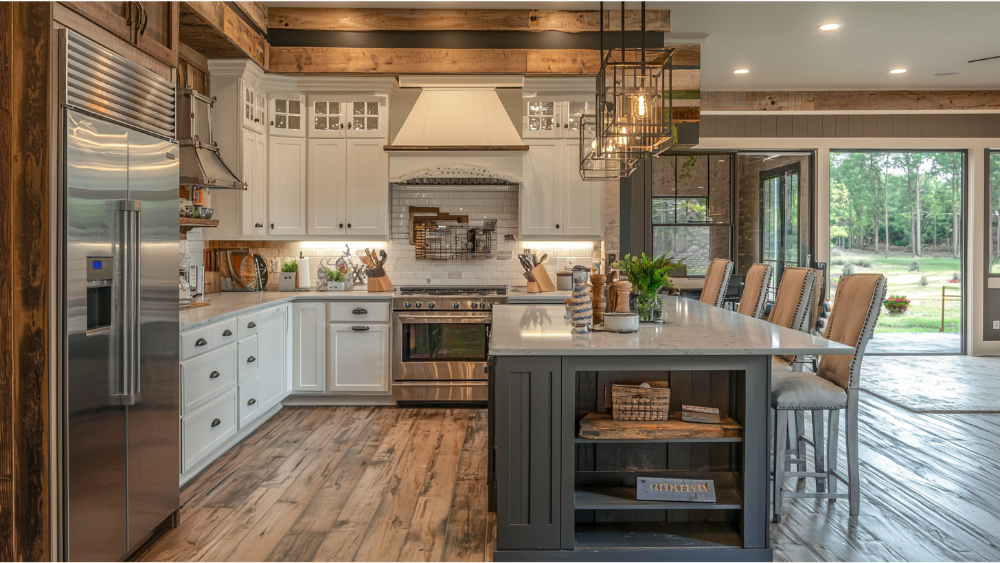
[584,1,676,178]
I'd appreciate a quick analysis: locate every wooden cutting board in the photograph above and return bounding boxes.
[577,412,742,440]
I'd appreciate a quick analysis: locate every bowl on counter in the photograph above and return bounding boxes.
[602,312,639,333]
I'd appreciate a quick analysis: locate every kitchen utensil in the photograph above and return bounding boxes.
[251,252,268,291]
[523,271,534,282]
[539,253,548,265]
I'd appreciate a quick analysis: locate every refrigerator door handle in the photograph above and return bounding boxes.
[115,201,142,406]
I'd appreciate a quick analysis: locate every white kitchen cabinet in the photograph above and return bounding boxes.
[345,97,386,138]
[240,79,267,134]
[521,140,562,236]
[268,136,307,236]
[269,92,306,138]
[256,306,288,408]
[327,323,389,393]
[522,98,597,139]
[307,138,347,236]
[240,127,267,238]
[292,302,326,392]
[307,95,347,138]
[521,139,603,238]
[344,139,389,236]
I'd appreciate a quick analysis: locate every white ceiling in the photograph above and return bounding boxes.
[264,1,1000,90]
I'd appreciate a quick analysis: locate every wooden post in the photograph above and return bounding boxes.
[941,285,946,332]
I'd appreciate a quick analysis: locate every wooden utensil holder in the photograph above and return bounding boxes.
[366,274,393,292]
[529,264,557,292]
[526,280,540,294]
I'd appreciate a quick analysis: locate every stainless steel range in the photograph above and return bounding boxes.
[392,285,508,405]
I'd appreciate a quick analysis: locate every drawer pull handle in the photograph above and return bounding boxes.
[222,329,232,336]
[211,418,221,428]
[352,326,369,331]
[352,308,367,315]
[247,398,256,406]
[247,321,256,328]
[195,338,208,347]
[247,356,256,363]
[209,371,221,379]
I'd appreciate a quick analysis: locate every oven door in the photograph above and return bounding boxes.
[393,311,491,381]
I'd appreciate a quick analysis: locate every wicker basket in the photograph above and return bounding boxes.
[611,381,671,421]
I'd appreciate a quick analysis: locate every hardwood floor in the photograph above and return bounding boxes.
[138,394,1000,562]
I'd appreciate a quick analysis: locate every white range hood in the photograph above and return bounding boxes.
[388,76,526,187]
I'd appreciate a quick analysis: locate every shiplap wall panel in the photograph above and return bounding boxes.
[702,112,1000,138]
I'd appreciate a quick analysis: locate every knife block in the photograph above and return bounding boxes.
[366,274,394,292]
[529,264,557,292]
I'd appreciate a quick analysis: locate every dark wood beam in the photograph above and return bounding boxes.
[179,1,267,67]
[704,90,1000,112]
[266,8,669,32]
[1,2,52,560]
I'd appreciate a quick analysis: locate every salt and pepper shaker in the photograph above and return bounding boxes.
[590,274,606,326]
[615,280,633,313]
[569,270,592,334]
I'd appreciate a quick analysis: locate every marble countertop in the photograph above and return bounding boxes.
[180,289,392,330]
[489,296,854,357]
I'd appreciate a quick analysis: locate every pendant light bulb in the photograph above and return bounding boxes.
[637,95,646,117]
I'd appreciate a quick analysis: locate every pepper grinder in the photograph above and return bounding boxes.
[615,280,633,313]
[590,274,606,325]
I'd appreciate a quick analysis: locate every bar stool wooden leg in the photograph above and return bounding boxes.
[847,390,861,517]
[827,409,840,498]
[812,410,826,493]
[773,409,788,523]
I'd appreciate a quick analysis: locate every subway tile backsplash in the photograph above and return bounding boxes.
[194,186,602,290]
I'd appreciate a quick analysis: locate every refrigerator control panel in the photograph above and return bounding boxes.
[87,256,114,283]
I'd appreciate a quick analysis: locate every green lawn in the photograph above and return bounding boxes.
[829,248,961,333]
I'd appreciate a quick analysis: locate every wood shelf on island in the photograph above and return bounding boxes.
[577,412,743,442]
[575,486,743,510]
[575,521,743,550]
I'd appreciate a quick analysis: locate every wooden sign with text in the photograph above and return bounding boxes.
[636,478,716,503]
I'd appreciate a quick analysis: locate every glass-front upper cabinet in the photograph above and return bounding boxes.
[306,95,386,138]
[255,91,267,133]
[523,97,597,139]
[268,92,306,137]
[241,80,266,133]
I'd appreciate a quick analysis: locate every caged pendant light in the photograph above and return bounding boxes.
[584,1,676,178]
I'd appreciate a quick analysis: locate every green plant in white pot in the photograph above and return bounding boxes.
[279,259,298,292]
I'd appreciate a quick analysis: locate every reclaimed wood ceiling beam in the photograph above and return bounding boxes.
[180,1,267,67]
[266,8,669,32]
[268,45,701,79]
[703,91,1000,112]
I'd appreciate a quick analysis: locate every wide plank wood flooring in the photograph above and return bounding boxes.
[138,394,1000,562]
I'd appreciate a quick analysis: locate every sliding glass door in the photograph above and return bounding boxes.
[760,164,801,295]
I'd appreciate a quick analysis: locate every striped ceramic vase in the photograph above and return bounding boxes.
[569,277,593,334]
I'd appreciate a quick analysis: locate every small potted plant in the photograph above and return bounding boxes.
[883,294,910,315]
[279,259,298,292]
[611,253,681,322]
[326,268,349,291]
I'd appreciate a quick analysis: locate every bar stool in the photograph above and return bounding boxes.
[767,266,816,333]
[699,258,733,308]
[736,263,772,319]
[771,274,887,522]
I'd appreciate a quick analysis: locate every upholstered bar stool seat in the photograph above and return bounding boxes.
[700,258,734,308]
[772,371,848,410]
[737,263,772,319]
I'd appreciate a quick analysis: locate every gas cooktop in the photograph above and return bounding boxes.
[392,286,508,311]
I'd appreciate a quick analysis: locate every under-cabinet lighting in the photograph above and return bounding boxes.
[733,69,750,74]
[296,241,386,250]
[819,23,841,31]
[889,68,907,74]
[520,241,596,251]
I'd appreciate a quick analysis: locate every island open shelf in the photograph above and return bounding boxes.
[575,486,744,510]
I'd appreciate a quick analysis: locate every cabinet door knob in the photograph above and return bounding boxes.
[556,224,561,229]
[270,223,274,229]
[339,223,344,228]
[340,123,344,129]
[352,308,367,315]
[352,326,369,331]
[255,118,260,123]
[211,418,221,428]
[247,356,256,363]
[222,329,232,336]
[347,123,352,129]
[195,338,208,347]
[209,371,220,379]
[247,398,256,406]
[248,321,257,328]
[347,223,351,228]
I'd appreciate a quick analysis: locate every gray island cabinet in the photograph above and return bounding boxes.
[487,298,852,562]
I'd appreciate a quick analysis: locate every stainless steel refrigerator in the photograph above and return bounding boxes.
[63,107,180,561]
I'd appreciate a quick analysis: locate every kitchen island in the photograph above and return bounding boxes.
[488,297,852,562]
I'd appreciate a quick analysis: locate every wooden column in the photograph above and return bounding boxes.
[0,2,53,560]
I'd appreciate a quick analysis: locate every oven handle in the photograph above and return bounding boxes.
[395,314,491,324]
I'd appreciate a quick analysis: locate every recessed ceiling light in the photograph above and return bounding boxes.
[819,23,840,31]
[734,69,749,74]
[889,68,907,74]
[935,72,958,76]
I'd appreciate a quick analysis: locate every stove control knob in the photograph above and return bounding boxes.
[404,301,411,308]
[471,302,478,309]
[428,302,436,309]
[453,302,460,309]
[415,302,423,309]
[480,302,487,309]
[486,302,493,309]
